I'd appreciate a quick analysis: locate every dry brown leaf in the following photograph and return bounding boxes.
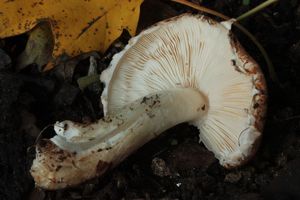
[16,22,53,71]
[0,0,143,59]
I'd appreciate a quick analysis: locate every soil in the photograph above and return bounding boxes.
[1,0,300,200]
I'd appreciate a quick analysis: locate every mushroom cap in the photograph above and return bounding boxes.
[100,14,267,168]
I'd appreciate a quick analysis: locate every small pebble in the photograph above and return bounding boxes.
[151,157,171,177]
[224,172,242,183]
[275,153,287,167]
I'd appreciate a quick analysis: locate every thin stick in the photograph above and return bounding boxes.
[27,124,54,153]
[35,124,54,144]
[171,0,230,20]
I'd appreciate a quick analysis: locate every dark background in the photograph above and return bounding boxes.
[1,0,300,199]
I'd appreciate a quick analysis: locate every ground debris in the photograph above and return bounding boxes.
[151,157,171,177]
[0,48,11,69]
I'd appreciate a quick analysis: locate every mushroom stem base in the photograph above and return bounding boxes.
[31,88,207,189]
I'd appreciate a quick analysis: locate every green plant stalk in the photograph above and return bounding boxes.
[77,74,100,90]
[171,0,279,84]
[237,0,279,21]
[242,0,251,6]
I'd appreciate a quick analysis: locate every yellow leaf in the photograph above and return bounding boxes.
[0,0,143,58]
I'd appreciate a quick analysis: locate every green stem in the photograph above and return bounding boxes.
[242,0,251,6]
[237,0,279,21]
[77,74,100,90]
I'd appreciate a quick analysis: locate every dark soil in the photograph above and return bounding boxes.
[1,0,300,200]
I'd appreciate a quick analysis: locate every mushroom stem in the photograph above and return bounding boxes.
[31,88,207,189]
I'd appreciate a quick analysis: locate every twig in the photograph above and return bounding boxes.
[171,0,230,20]
[35,124,54,144]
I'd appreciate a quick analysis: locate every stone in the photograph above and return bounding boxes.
[224,172,242,183]
[151,157,171,177]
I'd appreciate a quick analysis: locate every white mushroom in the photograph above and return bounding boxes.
[30,14,267,189]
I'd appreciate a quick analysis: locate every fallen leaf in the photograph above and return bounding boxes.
[0,0,143,58]
[16,22,53,71]
[0,49,11,69]
[52,51,100,81]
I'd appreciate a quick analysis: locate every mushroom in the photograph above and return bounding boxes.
[30,14,267,189]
